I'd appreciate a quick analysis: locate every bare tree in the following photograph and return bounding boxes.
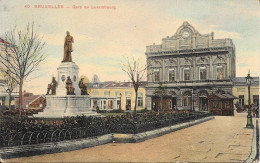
[1,71,18,110]
[121,57,148,116]
[0,23,46,120]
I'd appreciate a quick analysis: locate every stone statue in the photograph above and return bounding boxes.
[79,78,89,95]
[66,76,75,95]
[62,31,74,62]
[46,77,57,95]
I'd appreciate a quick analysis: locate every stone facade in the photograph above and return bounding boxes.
[145,21,236,111]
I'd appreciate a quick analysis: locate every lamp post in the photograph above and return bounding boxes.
[246,73,254,128]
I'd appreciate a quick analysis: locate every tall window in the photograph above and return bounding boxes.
[217,66,224,80]
[183,92,192,106]
[137,93,143,107]
[200,67,207,80]
[239,95,244,105]
[168,69,175,81]
[184,68,190,80]
[153,69,160,82]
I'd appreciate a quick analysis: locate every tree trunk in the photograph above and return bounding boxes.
[18,79,23,120]
[8,93,11,110]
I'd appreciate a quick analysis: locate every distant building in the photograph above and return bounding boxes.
[90,81,146,111]
[232,77,259,107]
[145,21,236,112]
[15,90,45,109]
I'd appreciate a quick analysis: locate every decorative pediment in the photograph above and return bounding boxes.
[197,56,209,65]
[213,55,226,64]
[173,21,201,38]
[165,58,177,66]
[148,58,162,67]
[180,57,192,66]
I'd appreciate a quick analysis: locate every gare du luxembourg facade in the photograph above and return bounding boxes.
[145,22,236,112]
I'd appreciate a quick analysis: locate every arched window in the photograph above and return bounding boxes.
[168,69,175,81]
[216,66,224,80]
[199,67,207,80]
[183,68,190,80]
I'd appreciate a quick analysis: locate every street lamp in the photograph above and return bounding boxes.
[245,72,254,128]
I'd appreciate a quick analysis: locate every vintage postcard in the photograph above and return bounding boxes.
[0,0,259,162]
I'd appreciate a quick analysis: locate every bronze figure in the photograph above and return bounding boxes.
[79,78,89,95]
[46,77,57,95]
[66,76,75,95]
[62,31,74,62]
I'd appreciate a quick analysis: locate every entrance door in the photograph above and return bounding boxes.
[253,95,259,107]
[200,97,208,111]
[126,98,131,110]
[152,97,159,111]
[172,97,177,109]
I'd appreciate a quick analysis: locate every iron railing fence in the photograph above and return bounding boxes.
[0,111,212,148]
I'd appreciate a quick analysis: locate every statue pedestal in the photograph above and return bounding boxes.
[56,62,81,96]
[34,95,100,118]
[34,62,101,118]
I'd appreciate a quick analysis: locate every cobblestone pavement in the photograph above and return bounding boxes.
[6,112,255,162]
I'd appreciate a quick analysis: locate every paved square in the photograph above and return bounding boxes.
[5,112,255,162]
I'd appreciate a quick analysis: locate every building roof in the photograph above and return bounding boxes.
[105,81,147,88]
[0,38,10,44]
[88,81,115,89]
[207,93,237,100]
[15,91,44,107]
[233,76,259,86]
[146,21,234,53]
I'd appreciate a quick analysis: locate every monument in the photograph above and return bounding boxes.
[34,31,100,118]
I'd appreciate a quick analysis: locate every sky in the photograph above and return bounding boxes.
[0,0,259,94]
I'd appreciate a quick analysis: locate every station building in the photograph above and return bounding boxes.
[145,21,236,112]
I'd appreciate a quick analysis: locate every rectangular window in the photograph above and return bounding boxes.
[103,100,107,109]
[239,95,244,105]
[183,96,191,106]
[217,66,223,80]
[153,69,160,82]
[94,92,99,96]
[104,91,110,97]
[115,92,121,97]
[137,92,143,107]
[168,69,175,81]
[200,67,207,80]
[125,91,130,97]
[184,68,190,80]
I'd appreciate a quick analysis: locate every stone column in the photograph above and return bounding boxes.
[177,58,180,81]
[146,96,152,110]
[193,57,196,80]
